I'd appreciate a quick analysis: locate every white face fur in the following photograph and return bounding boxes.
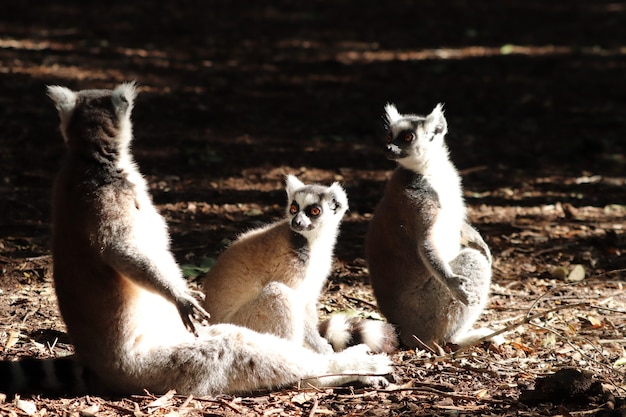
[284,175,348,240]
[383,103,449,172]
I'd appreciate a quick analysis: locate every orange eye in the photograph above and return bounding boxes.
[289,203,298,214]
[310,206,321,216]
[404,133,414,142]
[386,133,393,144]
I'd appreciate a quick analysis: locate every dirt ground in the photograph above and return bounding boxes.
[1,1,625,416]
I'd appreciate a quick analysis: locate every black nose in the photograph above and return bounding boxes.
[386,144,402,160]
[291,217,306,231]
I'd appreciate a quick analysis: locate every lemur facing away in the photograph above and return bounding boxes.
[201,176,397,354]
[0,83,391,397]
[366,103,501,349]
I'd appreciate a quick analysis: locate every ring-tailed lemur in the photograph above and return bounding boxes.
[0,83,391,397]
[201,175,397,354]
[366,103,502,349]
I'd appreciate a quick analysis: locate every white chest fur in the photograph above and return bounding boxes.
[298,231,337,299]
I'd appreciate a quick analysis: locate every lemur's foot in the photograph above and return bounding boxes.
[447,275,480,306]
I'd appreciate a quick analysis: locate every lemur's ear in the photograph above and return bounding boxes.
[425,103,447,138]
[47,85,77,143]
[285,175,305,199]
[47,86,77,117]
[384,103,402,125]
[112,81,138,117]
[327,182,348,214]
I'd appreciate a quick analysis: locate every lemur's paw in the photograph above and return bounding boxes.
[360,375,391,389]
[331,344,393,376]
[176,290,211,336]
[447,275,479,306]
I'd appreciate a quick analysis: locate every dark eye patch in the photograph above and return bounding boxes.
[390,129,415,144]
[289,201,299,215]
[306,204,322,218]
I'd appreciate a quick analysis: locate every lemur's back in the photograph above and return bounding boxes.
[202,220,306,322]
[49,87,193,390]
[52,165,130,362]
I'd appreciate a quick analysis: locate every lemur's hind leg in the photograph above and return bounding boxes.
[448,249,503,346]
[134,324,392,395]
[228,282,304,342]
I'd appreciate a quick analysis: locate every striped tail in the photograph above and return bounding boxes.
[0,356,90,397]
[319,313,398,354]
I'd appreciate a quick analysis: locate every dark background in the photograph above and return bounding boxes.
[2,0,625,258]
[1,1,625,415]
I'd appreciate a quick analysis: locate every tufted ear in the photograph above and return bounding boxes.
[47,85,76,117]
[112,81,137,116]
[384,103,402,126]
[47,85,77,142]
[425,103,448,137]
[326,182,348,215]
[285,175,305,200]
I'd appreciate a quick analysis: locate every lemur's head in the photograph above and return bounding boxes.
[284,175,348,241]
[47,82,137,161]
[383,103,448,171]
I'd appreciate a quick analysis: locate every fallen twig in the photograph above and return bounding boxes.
[307,397,319,417]
[378,386,508,405]
[178,394,193,410]
[342,294,378,310]
[453,301,590,355]
[412,335,437,354]
[183,396,244,413]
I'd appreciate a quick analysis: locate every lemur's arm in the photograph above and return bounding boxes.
[103,243,210,335]
[461,222,492,265]
[304,302,334,354]
[418,233,478,306]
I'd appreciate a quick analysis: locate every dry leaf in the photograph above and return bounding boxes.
[566,264,585,282]
[80,404,100,416]
[16,398,37,415]
[541,333,558,348]
[511,341,535,353]
[313,408,336,415]
[435,397,454,407]
[31,340,46,352]
[291,392,315,405]
[474,388,489,399]
[146,389,176,408]
[262,407,284,416]
[5,331,20,349]
[613,357,626,368]
[579,315,603,328]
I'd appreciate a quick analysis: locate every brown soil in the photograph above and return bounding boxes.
[1,1,625,415]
